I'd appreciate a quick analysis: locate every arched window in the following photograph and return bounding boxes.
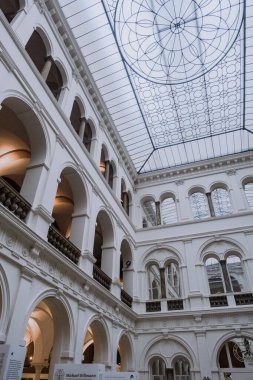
[205,255,246,294]
[142,200,156,226]
[174,358,191,380]
[205,257,225,294]
[218,337,253,368]
[148,264,161,300]
[0,0,20,23]
[25,31,64,100]
[244,181,253,210]
[166,262,180,298]
[108,162,114,189]
[70,100,82,134]
[190,192,209,219]
[149,358,166,380]
[211,188,232,216]
[161,197,177,224]
[120,179,130,215]
[83,121,92,152]
[226,255,245,293]
[100,148,106,177]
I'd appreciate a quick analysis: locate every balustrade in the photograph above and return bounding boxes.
[47,225,80,264]
[0,177,31,220]
[93,265,112,290]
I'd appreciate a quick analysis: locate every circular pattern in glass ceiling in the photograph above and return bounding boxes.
[114,0,244,84]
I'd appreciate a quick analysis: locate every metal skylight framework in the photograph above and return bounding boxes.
[59,0,253,173]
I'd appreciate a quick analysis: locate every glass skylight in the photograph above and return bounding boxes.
[59,0,253,173]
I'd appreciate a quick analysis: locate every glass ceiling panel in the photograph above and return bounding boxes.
[59,0,253,174]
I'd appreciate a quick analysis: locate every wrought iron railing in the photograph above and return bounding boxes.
[47,225,80,264]
[146,301,161,312]
[234,293,253,306]
[209,295,228,307]
[93,265,112,290]
[0,177,31,220]
[121,289,133,308]
[167,299,184,310]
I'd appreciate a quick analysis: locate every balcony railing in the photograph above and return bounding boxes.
[234,293,253,306]
[47,225,80,264]
[146,301,161,312]
[0,177,31,220]
[93,265,112,290]
[167,299,184,310]
[209,295,228,307]
[121,289,133,308]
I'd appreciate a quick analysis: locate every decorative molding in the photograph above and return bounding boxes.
[34,0,47,14]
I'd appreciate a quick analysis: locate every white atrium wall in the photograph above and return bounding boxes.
[0,1,253,380]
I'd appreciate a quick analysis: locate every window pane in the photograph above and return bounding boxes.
[167,263,180,298]
[161,197,177,224]
[148,264,160,300]
[226,255,245,292]
[211,188,232,216]
[190,192,209,219]
[143,200,156,226]
[244,182,253,210]
[205,258,225,294]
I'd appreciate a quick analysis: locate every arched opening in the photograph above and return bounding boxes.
[0,0,20,23]
[149,357,166,380]
[0,97,47,218]
[100,146,107,177]
[93,211,114,287]
[211,187,232,216]
[0,103,31,190]
[25,31,48,74]
[25,30,64,100]
[49,168,87,264]
[218,337,253,378]
[108,161,114,189]
[190,191,209,220]
[142,198,156,227]
[52,173,74,239]
[119,239,132,294]
[147,263,161,300]
[46,62,63,100]
[83,121,92,153]
[83,320,109,365]
[70,100,82,134]
[117,334,133,372]
[173,357,191,380]
[121,179,130,215]
[161,196,177,224]
[243,178,253,210]
[23,298,71,380]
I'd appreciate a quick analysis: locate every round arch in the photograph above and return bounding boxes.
[116,332,134,371]
[83,316,110,365]
[0,264,10,340]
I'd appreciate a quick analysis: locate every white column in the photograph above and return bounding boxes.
[176,180,191,221]
[226,169,248,212]
[73,301,87,363]
[6,267,36,346]
[41,56,53,81]
[195,332,212,379]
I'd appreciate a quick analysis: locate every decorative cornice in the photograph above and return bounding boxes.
[135,152,253,186]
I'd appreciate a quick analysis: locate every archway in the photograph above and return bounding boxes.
[0,97,47,216]
[117,334,133,372]
[93,210,114,280]
[23,297,71,380]
[49,167,87,263]
[218,336,253,380]
[83,320,109,365]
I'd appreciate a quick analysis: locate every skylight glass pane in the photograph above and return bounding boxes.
[59,0,253,173]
